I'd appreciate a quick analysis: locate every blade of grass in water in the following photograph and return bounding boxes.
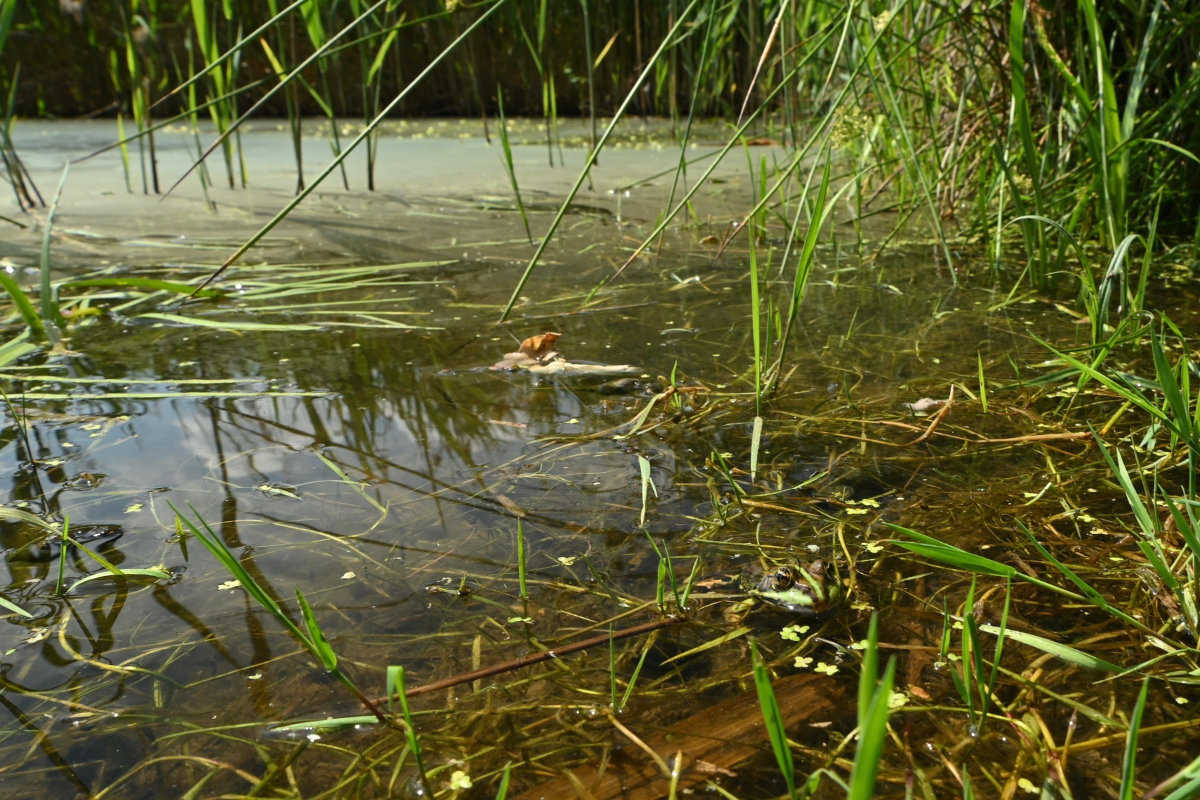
[63,535,171,594]
[516,518,527,601]
[749,241,764,414]
[171,503,388,722]
[849,613,895,800]
[750,640,796,800]
[136,313,321,331]
[0,594,31,618]
[64,277,223,298]
[977,353,988,414]
[1119,678,1151,800]
[495,762,513,800]
[496,86,532,244]
[0,270,45,339]
[315,451,387,515]
[637,454,657,527]
[38,165,69,340]
[891,521,1162,640]
[977,624,1121,673]
[617,643,652,712]
[388,665,433,797]
[749,415,763,483]
[0,506,61,534]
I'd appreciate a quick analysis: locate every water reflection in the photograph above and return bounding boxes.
[0,123,1107,797]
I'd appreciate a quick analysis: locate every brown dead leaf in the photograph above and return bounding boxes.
[698,234,722,247]
[907,683,933,702]
[692,760,737,778]
[903,396,947,414]
[518,331,562,362]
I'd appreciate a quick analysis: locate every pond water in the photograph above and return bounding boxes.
[1,119,1197,799]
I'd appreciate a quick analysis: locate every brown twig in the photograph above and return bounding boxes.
[383,615,684,703]
[904,386,955,446]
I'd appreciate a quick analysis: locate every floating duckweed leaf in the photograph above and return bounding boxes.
[780,624,810,641]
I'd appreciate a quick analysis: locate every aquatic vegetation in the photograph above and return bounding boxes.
[2,1,1200,798]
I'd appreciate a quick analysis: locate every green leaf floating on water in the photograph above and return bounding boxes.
[68,568,172,594]
[0,595,33,618]
[137,313,322,331]
[64,277,223,298]
[978,624,1122,673]
[0,506,62,534]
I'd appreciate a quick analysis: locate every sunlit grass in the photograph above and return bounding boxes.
[2,1,1200,797]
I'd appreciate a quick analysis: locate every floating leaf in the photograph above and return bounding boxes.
[137,313,321,331]
[977,624,1122,672]
[517,331,562,362]
[0,595,33,618]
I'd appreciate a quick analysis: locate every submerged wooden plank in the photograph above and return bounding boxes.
[511,673,843,800]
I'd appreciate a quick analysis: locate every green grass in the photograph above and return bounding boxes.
[3,2,1200,797]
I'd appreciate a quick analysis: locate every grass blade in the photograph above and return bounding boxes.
[850,613,895,800]
[496,86,532,244]
[750,640,796,800]
[1119,678,1151,800]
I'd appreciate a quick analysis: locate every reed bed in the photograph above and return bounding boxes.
[1,1,1200,798]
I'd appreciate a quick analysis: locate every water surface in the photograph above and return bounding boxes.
[0,119,1193,799]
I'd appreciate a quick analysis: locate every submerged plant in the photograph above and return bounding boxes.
[171,503,388,723]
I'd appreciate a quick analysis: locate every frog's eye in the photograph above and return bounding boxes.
[771,565,800,590]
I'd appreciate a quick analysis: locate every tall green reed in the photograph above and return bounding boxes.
[192,0,507,294]
[495,88,532,243]
[0,0,42,215]
[351,0,401,190]
[299,0,350,190]
[188,0,246,188]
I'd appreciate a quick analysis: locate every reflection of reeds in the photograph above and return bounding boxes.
[5,3,1200,797]
[173,503,390,723]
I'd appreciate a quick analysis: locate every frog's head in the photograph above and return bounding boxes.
[748,560,838,616]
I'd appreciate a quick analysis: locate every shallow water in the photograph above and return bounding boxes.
[1,119,1196,799]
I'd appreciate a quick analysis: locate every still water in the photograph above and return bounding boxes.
[0,119,1191,799]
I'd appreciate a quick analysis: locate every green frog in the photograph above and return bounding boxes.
[694,559,839,619]
[745,560,837,615]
